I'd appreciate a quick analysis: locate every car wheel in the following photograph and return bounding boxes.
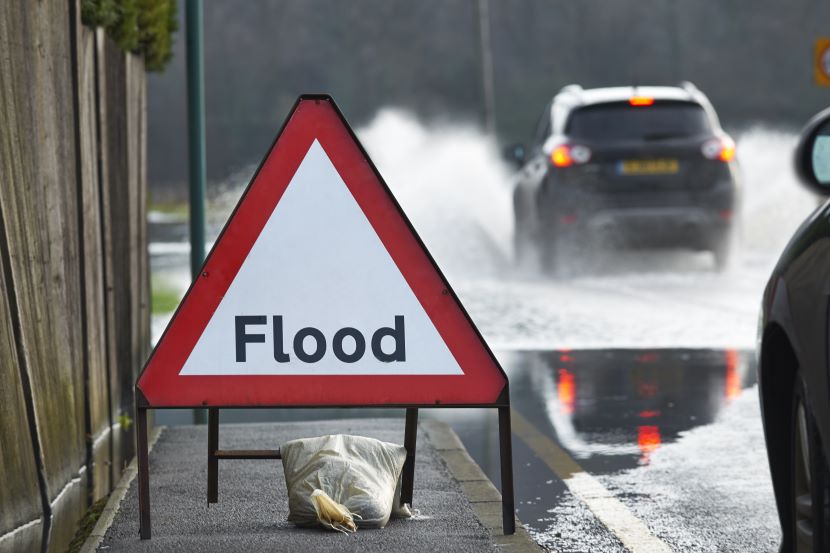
[540,238,558,274]
[712,242,730,271]
[513,190,537,267]
[541,237,575,278]
[514,218,534,265]
[791,377,830,552]
[712,234,734,272]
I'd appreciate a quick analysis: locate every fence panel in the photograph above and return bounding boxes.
[0,2,87,551]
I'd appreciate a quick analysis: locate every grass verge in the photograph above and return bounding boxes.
[152,276,183,315]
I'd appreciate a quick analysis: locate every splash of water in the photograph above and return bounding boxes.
[357,109,515,278]
[734,127,819,256]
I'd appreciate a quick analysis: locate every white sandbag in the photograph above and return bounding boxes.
[281,434,410,529]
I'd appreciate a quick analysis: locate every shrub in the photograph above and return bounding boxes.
[81,0,178,72]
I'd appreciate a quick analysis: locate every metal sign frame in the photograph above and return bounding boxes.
[134,95,514,539]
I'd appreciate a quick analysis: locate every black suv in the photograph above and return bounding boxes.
[511,83,740,271]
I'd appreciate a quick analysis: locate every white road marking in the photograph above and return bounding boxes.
[511,409,673,553]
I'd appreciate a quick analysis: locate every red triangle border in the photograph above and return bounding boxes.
[137,95,508,407]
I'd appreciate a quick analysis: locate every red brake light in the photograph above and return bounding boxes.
[629,96,654,106]
[719,140,736,162]
[702,136,736,162]
[551,144,591,167]
[551,145,572,167]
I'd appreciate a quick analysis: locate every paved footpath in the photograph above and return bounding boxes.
[82,418,540,553]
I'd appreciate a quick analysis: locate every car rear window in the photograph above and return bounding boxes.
[566,102,711,141]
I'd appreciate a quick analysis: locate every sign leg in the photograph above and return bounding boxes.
[137,407,151,539]
[401,408,418,506]
[498,406,515,535]
[208,408,219,503]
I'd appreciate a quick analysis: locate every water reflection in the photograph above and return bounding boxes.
[516,348,755,468]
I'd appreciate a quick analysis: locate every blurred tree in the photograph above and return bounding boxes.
[82,0,177,72]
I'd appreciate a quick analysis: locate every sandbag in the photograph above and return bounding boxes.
[281,434,411,530]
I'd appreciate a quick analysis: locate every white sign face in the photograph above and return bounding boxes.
[180,140,464,376]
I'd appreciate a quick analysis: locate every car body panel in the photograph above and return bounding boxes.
[762,201,830,452]
[759,198,830,549]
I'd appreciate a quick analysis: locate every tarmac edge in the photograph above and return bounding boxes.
[420,420,543,552]
[78,426,164,553]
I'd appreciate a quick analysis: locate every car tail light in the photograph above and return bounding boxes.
[551,144,591,167]
[629,96,654,106]
[701,136,736,162]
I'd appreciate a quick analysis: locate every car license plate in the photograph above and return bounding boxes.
[618,159,679,175]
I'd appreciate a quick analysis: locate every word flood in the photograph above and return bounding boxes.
[234,315,406,364]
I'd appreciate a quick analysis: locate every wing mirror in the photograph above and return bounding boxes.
[795,107,830,194]
[503,143,526,167]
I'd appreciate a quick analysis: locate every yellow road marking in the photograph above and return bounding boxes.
[511,409,674,553]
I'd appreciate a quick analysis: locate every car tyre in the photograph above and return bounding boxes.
[513,218,534,266]
[712,234,734,272]
[791,376,830,552]
[540,238,558,274]
[541,237,574,278]
[513,190,539,268]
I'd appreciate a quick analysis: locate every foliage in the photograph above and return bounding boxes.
[81,0,178,72]
[109,0,140,52]
[65,496,109,553]
[137,0,179,71]
[80,0,118,28]
[118,411,134,431]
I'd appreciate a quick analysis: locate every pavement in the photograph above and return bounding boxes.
[82,418,540,553]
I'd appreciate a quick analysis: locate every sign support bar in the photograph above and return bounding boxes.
[400,408,418,506]
[207,408,219,503]
[498,406,515,534]
[137,406,151,539]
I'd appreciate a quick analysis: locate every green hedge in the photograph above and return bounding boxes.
[81,0,178,72]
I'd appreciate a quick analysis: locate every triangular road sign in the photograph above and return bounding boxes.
[137,95,508,407]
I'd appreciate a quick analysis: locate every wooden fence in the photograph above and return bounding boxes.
[0,2,149,552]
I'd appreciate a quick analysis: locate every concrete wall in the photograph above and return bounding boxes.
[0,2,149,552]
